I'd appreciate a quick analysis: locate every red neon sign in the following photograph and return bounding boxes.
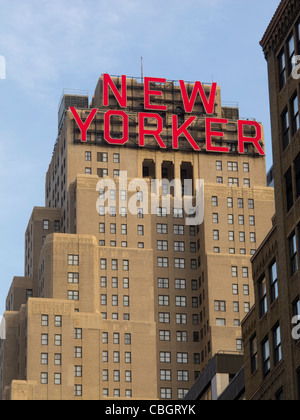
[70,74,265,156]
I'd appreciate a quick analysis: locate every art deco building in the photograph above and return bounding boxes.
[0,75,274,400]
[242,0,300,400]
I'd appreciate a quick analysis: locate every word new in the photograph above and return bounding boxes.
[70,73,265,156]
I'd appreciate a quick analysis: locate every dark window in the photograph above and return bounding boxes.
[297,20,300,54]
[278,49,286,90]
[285,168,293,212]
[250,335,258,374]
[282,109,290,150]
[291,94,300,136]
[294,153,300,198]
[275,389,284,400]
[262,337,270,378]
[259,277,267,318]
[289,231,298,276]
[297,368,300,400]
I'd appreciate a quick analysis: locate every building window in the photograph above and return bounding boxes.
[273,324,282,365]
[285,167,294,212]
[41,372,48,384]
[231,266,238,277]
[269,261,278,303]
[68,255,79,266]
[54,354,62,365]
[54,334,62,346]
[278,49,286,90]
[212,196,218,207]
[113,153,120,163]
[213,230,219,241]
[158,240,168,251]
[123,260,129,271]
[74,366,82,378]
[97,152,108,162]
[216,161,222,171]
[242,267,249,278]
[157,224,168,234]
[41,315,49,327]
[125,333,131,345]
[103,370,109,381]
[228,177,239,187]
[158,278,169,289]
[160,352,171,363]
[43,220,50,230]
[228,161,238,172]
[177,353,188,365]
[158,257,168,268]
[54,315,62,327]
[243,162,249,173]
[159,313,170,324]
[174,258,185,269]
[289,232,298,276]
[236,339,243,351]
[111,259,118,270]
[250,335,258,374]
[233,302,239,313]
[74,385,82,397]
[41,353,48,365]
[158,296,169,306]
[287,33,295,75]
[238,198,244,209]
[262,337,270,378]
[159,330,171,341]
[68,273,79,284]
[259,276,267,317]
[282,109,290,150]
[294,153,300,199]
[175,296,187,307]
[41,334,48,345]
[291,94,300,136]
[68,291,79,301]
[160,388,172,399]
[215,300,226,312]
[74,328,82,339]
[125,371,132,383]
[175,279,186,290]
[160,370,172,381]
[244,302,250,313]
[213,213,219,224]
[177,371,189,382]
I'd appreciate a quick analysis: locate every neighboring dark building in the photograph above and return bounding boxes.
[242,0,300,400]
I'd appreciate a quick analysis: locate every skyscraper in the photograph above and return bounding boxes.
[0,75,274,400]
[242,0,300,400]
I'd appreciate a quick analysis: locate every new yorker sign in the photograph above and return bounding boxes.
[70,74,265,156]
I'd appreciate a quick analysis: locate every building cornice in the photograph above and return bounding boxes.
[260,0,300,58]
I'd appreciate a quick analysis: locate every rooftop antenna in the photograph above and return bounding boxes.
[141,57,144,81]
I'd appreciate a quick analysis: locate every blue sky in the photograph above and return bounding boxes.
[0,0,280,314]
